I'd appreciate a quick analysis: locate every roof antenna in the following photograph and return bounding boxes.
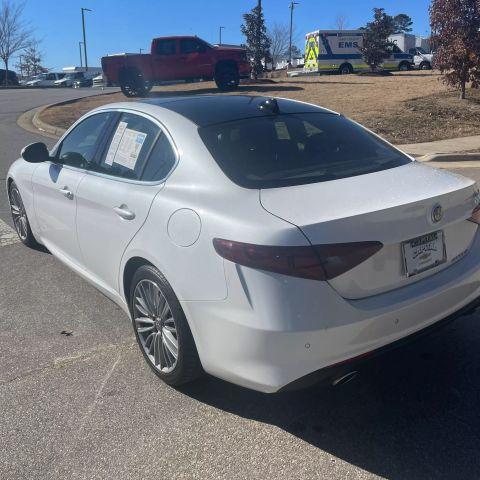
[258,97,279,114]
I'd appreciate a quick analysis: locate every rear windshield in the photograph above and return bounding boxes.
[198,113,411,188]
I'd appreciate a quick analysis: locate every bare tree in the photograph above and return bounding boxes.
[0,0,32,86]
[334,13,348,30]
[268,23,290,68]
[21,38,43,77]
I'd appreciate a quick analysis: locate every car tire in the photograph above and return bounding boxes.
[8,181,40,248]
[420,61,431,70]
[399,62,411,71]
[214,65,240,91]
[338,63,353,75]
[120,70,150,98]
[129,265,203,386]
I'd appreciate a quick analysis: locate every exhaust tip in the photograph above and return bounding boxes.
[332,371,358,387]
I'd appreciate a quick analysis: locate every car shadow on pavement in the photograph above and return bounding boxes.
[180,313,480,480]
[148,85,304,97]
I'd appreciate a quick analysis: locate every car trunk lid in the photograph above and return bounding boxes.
[260,162,478,299]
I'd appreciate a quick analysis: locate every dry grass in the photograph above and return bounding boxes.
[40,71,480,144]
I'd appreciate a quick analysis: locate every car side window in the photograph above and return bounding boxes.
[180,39,206,54]
[156,39,176,55]
[141,133,176,181]
[56,112,113,169]
[95,113,160,180]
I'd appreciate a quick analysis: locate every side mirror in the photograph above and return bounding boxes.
[21,142,50,163]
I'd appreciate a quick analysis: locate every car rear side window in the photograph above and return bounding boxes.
[141,133,176,182]
[95,113,160,180]
[156,39,176,55]
[198,113,412,189]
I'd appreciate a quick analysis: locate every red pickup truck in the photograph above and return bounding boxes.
[102,36,251,97]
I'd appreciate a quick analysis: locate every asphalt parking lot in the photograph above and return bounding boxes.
[2,88,480,479]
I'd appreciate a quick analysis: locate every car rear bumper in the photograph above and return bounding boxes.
[181,232,480,393]
[279,294,480,391]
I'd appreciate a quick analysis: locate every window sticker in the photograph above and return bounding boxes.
[104,121,147,170]
[105,121,127,166]
[114,129,147,170]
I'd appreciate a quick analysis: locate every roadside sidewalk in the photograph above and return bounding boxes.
[398,135,480,157]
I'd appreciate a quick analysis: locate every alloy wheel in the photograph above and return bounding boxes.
[133,279,179,373]
[9,184,28,241]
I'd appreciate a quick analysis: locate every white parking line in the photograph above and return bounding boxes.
[0,218,20,247]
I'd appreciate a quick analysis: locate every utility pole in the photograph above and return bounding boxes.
[81,7,92,70]
[79,41,84,67]
[219,26,225,45]
[140,48,144,54]
[289,1,299,65]
[19,54,23,78]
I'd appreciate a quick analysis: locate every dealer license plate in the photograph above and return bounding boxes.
[402,231,446,277]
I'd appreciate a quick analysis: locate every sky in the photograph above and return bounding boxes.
[21,0,433,71]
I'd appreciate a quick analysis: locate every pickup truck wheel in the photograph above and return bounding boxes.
[398,62,411,72]
[215,66,240,91]
[420,61,431,70]
[120,71,150,98]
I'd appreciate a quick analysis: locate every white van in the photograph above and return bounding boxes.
[54,67,102,87]
[25,72,65,87]
[304,30,413,74]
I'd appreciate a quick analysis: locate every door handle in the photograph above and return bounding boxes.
[113,204,136,220]
[59,186,73,200]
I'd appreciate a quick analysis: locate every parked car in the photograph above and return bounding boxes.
[25,72,65,87]
[55,68,102,87]
[72,77,93,88]
[92,73,113,87]
[408,47,434,70]
[101,35,251,97]
[7,96,480,393]
[0,69,19,86]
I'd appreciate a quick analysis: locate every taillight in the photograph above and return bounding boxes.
[213,238,382,281]
[469,205,480,224]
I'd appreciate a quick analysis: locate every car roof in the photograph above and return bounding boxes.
[141,95,337,127]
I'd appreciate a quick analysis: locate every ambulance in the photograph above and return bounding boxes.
[304,30,413,74]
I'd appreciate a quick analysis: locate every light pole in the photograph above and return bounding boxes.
[19,54,23,78]
[289,1,299,65]
[219,26,225,45]
[81,7,92,70]
[79,41,84,67]
[140,48,144,54]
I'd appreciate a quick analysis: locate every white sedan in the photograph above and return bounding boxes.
[7,96,480,392]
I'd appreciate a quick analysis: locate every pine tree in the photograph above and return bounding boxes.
[360,8,395,72]
[241,1,271,78]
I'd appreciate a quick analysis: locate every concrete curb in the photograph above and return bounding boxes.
[418,153,480,163]
[32,104,67,137]
[18,90,120,139]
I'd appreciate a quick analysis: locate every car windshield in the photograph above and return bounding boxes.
[65,72,83,79]
[199,113,412,189]
[416,47,427,54]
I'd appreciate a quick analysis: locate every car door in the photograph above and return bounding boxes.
[152,38,179,80]
[31,112,114,265]
[75,111,177,294]
[178,38,212,78]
